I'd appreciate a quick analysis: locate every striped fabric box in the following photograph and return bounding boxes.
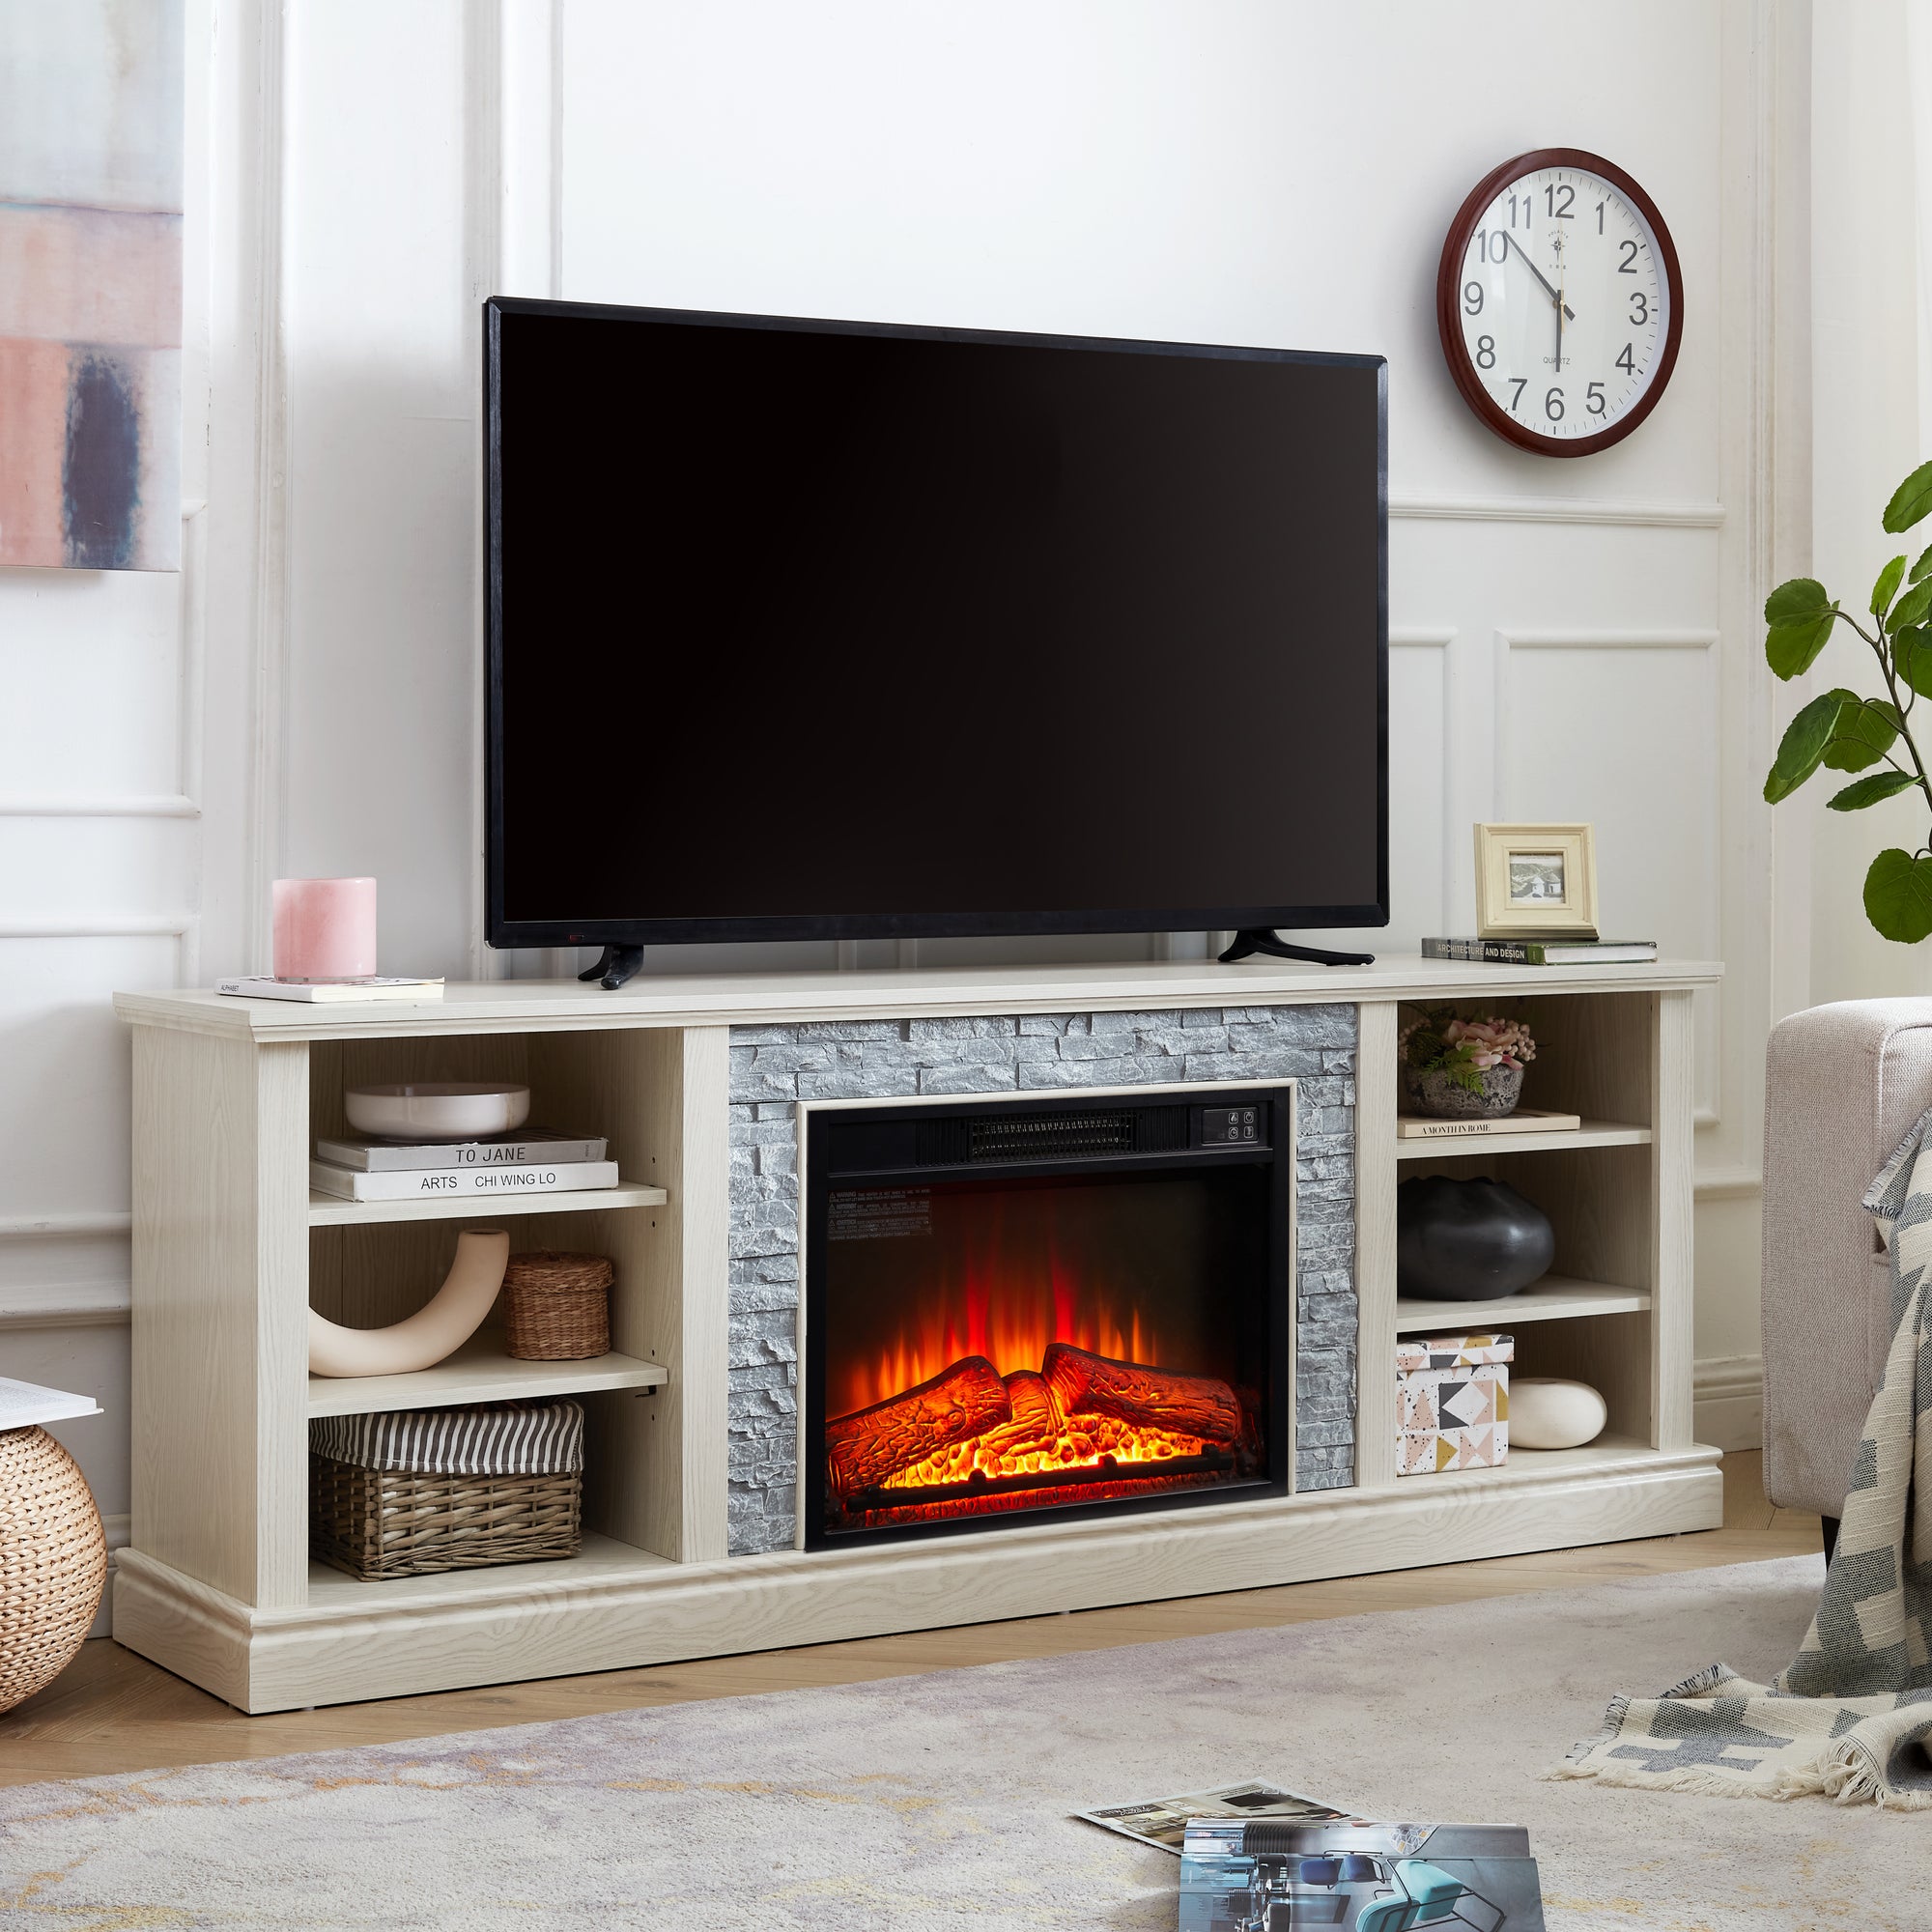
[309,1399,585,1580]
[309,1399,584,1477]
[1395,1333,1512,1478]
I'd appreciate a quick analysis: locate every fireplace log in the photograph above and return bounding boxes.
[825,1354,1012,1496]
[1041,1342,1242,1446]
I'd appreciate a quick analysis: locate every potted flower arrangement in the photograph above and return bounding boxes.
[1399,1009,1537,1120]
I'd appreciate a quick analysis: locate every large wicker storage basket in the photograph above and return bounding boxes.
[309,1399,583,1580]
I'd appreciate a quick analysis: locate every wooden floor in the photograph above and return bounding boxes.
[0,1451,1820,1787]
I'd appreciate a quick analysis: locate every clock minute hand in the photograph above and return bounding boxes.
[1504,231,1576,321]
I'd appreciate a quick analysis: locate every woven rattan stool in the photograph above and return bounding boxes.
[0,1426,106,1713]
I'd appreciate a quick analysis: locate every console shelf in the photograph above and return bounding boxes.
[1393,1277,1653,1331]
[113,953,1720,1712]
[1393,1120,1651,1158]
[306,1337,668,1418]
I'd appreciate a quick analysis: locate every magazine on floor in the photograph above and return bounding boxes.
[1073,1781,1370,1855]
[1179,1819,1545,1932]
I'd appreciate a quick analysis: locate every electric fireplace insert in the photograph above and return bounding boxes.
[804,1088,1294,1548]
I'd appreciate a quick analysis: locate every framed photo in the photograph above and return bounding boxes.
[1473,823,1599,938]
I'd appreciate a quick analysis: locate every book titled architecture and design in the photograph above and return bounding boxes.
[1421,937,1657,966]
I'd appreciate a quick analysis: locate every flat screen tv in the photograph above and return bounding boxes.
[485,298,1386,965]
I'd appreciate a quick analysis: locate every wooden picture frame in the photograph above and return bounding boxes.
[1473,823,1599,938]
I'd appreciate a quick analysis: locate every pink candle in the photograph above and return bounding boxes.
[272,877,378,981]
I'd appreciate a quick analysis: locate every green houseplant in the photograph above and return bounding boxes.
[1764,458,1932,942]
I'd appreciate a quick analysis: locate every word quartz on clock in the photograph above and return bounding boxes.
[1435,148,1684,456]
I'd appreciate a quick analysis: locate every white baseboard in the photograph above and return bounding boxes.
[87,1514,129,1639]
[1693,1354,1763,1453]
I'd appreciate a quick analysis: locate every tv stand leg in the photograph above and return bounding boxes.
[577,944,645,990]
[1218,927,1376,968]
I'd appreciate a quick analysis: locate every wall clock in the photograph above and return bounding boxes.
[1435,148,1683,457]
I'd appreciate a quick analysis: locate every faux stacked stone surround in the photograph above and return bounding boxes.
[724,1004,1358,1556]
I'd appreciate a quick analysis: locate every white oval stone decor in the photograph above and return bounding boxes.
[1510,1377,1607,1450]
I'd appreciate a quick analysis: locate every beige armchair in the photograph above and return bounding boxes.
[1761,998,1932,1541]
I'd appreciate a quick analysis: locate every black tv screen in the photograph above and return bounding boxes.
[485,298,1386,950]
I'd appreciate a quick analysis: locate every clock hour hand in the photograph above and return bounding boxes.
[1504,231,1576,321]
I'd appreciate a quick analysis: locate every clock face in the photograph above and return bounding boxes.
[1436,150,1683,456]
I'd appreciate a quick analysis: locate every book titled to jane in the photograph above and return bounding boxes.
[315,1129,609,1172]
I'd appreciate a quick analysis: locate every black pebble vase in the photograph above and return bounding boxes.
[1396,1175,1555,1301]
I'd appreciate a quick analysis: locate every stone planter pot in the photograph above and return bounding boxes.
[1401,1060,1523,1120]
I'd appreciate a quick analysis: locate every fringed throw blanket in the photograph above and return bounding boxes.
[1555,1109,1932,1808]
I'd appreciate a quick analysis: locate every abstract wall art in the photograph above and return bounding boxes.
[0,0,184,572]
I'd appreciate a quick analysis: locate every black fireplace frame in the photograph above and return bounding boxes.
[802,1085,1297,1551]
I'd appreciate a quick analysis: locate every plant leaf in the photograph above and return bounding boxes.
[1766,578,1833,626]
[1889,579,1932,634]
[1910,542,1932,585]
[1864,848,1932,942]
[1894,626,1932,697]
[1765,689,1859,802]
[1766,611,1839,679]
[1828,771,1918,810]
[1765,578,1840,676]
[1874,554,1908,618]
[1886,461,1932,533]
[1822,698,1903,771]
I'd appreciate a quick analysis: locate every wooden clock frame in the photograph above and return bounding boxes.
[1435,147,1685,459]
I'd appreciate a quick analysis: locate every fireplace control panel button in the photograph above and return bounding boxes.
[1200,1104,1264,1147]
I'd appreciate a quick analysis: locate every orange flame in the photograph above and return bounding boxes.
[839,1261,1159,1418]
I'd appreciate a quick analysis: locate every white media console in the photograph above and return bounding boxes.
[111,954,1720,1712]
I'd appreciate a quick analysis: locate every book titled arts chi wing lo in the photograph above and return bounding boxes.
[308,1159,619,1203]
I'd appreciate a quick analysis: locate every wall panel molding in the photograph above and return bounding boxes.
[242,7,292,978]
[466,1,561,980]
[1390,628,1458,932]
[1494,629,1723,1124]
[0,1285,132,1330]
[0,1212,133,1239]
[1693,1165,1762,1202]
[1390,492,1724,529]
[0,796,200,818]
[0,498,210,820]
[1497,630,1722,652]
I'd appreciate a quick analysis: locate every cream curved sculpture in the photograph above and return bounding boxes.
[308,1228,510,1378]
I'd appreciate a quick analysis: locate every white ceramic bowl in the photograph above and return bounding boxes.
[343,1081,531,1143]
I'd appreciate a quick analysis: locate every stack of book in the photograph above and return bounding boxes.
[309,1128,616,1203]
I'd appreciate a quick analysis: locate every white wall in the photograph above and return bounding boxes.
[0,0,1803,1577]
[1806,0,1932,1007]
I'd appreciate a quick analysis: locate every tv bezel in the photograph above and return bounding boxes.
[483,296,1389,951]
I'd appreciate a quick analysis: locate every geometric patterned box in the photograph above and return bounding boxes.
[1395,1333,1512,1477]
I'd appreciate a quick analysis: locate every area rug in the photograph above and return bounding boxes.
[1,1557,1920,1931]
[1562,1108,1932,1808]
